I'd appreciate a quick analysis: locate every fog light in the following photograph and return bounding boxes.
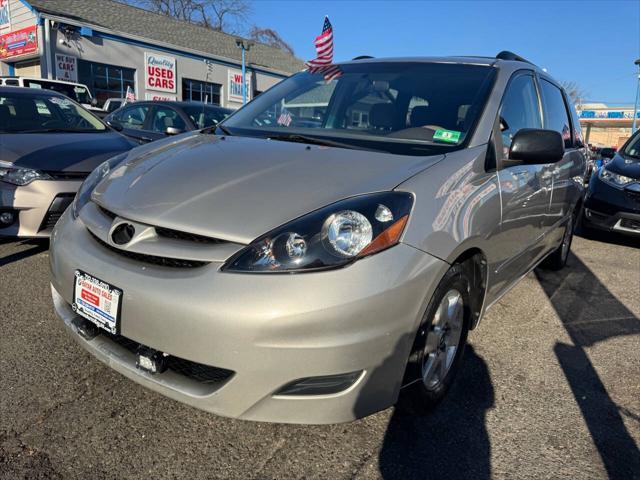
[275,371,363,396]
[136,346,168,374]
[0,211,15,225]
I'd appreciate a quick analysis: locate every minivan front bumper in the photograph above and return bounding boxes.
[50,211,447,424]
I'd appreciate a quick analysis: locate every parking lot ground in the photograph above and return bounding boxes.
[0,232,639,480]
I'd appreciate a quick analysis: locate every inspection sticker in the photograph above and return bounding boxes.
[433,129,461,143]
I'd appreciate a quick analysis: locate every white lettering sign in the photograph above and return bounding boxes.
[55,54,77,82]
[145,53,176,93]
[228,69,250,104]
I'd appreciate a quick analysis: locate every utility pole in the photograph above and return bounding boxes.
[235,39,254,105]
[632,58,640,133]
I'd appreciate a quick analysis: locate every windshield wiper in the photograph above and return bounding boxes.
[266,133,361,150]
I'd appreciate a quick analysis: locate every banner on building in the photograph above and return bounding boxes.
[145,53,176,93]
[145,93,177,101]
[55,54,77,82]
[0,0,11,32]
[0,25,38,60]
[228,69,250,103]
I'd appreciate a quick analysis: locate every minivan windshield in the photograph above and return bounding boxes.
[0,91,106,133]
[23,79,93,105]
[222,62,496,155]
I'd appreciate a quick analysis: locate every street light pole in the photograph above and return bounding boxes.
[235,39,254,105]
[632,59,640,134]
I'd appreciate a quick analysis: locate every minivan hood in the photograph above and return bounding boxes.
[93,133,444,244]
[0,131,133,172]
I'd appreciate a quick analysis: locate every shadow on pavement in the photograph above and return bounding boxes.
[535,254,640,479]
[373,346,494,480]
[0,239,48,267]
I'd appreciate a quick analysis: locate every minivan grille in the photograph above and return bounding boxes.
[97,205,226,245]
[90,232,209,268]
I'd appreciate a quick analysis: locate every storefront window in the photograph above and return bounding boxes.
[182,78,221,105]
[78,60,135,107]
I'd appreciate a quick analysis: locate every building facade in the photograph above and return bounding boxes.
[0,0,304,108]
[576,103,638,149]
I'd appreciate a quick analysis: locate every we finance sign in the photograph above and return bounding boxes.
[145,53,176,93]
[228,69,250,103]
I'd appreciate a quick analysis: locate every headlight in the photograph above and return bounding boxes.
[72,153,128,219]
[598,167,635,188]
[223,192,413,273]
[0,160,52,186]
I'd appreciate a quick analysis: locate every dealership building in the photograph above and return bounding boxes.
[0,0,304,108]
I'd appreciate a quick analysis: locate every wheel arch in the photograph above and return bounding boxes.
[450,247,488,330]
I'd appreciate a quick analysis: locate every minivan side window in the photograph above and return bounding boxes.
[539,79,572,149]
[499,74,542,158]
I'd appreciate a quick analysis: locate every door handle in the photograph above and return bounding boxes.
[140,137,153,143]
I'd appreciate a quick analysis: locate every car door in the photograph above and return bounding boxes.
[538,78,585,236]
[147,105,189,140]
[110,104,152,144]
[491,72,553,294]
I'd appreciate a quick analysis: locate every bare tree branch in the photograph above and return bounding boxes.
[249,26,295,55]
[560,80,587,107]
[119,0,252,34]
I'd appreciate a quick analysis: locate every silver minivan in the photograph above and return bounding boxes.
[49,51,586,424]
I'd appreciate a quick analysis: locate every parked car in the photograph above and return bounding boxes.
[50,52,586,424]
[583,132,640,236]
[0,76,102,114]
[0,87,134,237]
[104,101,233,144]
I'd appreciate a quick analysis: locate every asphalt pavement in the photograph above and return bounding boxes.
[1,230,639,479]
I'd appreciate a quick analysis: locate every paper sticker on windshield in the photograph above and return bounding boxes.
[433,129,461,143]
[49,97,73,106]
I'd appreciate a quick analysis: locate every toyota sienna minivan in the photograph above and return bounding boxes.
[50,52,587,424]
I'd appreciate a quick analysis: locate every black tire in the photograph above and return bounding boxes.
[396,263,472,415]
[541,212,575,271]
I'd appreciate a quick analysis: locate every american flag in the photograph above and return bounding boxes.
[124,86,136,104]
[277,109,292,127]
[306,17,343,82]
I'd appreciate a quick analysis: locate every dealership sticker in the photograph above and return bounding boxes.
[433,129,461,143]
[49,97,73,106]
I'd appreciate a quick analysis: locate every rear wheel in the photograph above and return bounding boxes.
[541,212,574,271]
[397,264,472,415]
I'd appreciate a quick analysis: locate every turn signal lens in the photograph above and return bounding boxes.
[358,215,409,257]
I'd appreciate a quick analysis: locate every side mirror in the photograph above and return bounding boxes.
[165,127,183,136]
[600,148,616,159]
[91,98,98,107]
[509,128,564,165]
[106,119,123,132]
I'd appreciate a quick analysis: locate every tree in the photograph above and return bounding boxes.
[560,80,587,107]
[249,27,295,55]
[119,0,251,34]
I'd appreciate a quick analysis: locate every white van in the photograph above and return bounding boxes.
[0,76,101,112]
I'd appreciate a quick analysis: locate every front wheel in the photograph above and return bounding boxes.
[396,264,472,415]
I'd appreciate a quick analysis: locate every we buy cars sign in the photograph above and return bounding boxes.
[145,53,176,93]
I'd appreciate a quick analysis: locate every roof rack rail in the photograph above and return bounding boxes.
[495,51,534,65]
[352,55,374,60]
